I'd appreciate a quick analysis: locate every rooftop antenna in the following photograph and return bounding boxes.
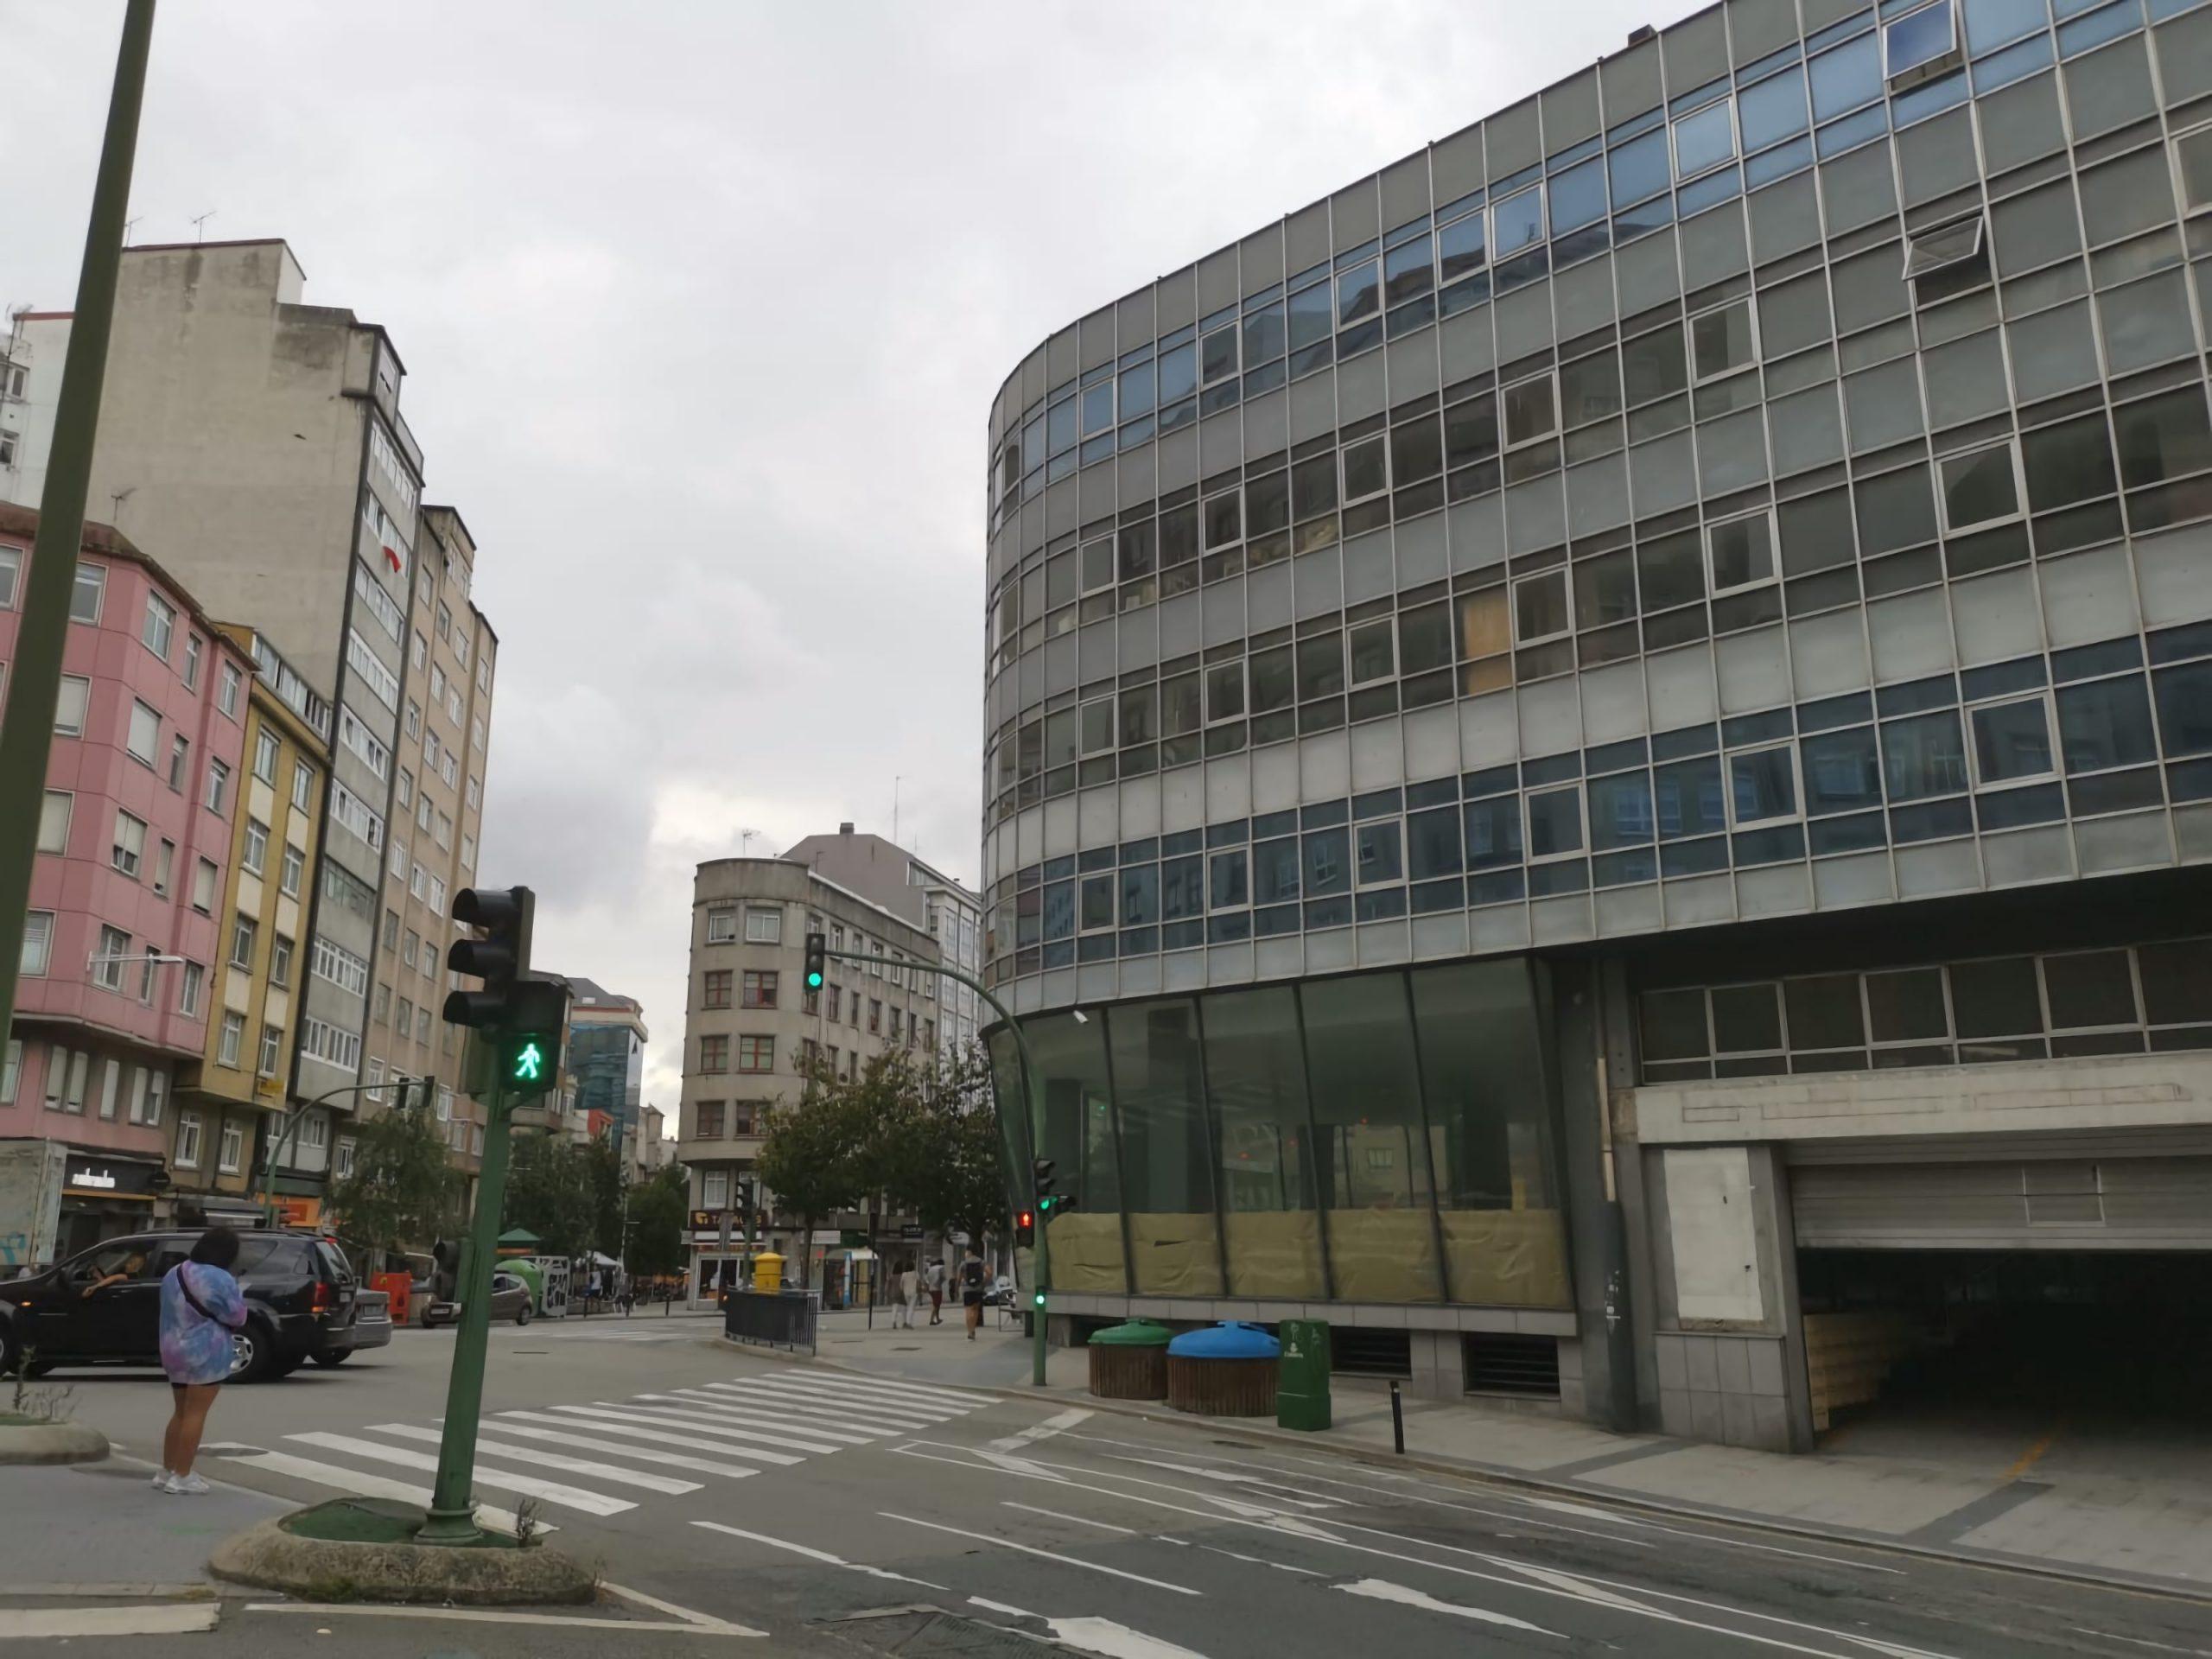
[124,216,143,242]
[191,209,216,242]
[736,826,760,856]
[893,776,902,847]
[108,486,135,525]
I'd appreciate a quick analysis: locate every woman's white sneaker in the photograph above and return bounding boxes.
[168,1471,211,1495]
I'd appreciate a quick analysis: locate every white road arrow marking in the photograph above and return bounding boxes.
[1335,1577,1563,1637]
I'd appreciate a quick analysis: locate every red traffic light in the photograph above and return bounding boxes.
[1016,1209,1033,1230]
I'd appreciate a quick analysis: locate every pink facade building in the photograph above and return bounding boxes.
[1,502,251,1258]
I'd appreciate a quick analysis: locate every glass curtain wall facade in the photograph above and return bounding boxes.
[981,0,2212,1410]
[988,960,1570,1308]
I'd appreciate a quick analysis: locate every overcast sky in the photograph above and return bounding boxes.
[5,0,1662,1117]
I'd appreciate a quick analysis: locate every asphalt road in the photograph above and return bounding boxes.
[25,1317,2212,1657]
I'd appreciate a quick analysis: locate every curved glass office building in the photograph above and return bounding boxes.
[982,0,2212,1447]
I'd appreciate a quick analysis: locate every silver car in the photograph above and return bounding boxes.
[423,1270,534,1327]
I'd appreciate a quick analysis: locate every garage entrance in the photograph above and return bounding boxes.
[1789,1153,2212,1474]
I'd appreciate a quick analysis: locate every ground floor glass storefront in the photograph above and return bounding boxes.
[988,958,1572,1311]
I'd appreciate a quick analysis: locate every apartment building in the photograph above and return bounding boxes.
[677,857,943,1299]
[0,505,251,1258]
[168,627,331,1227]
[783,824,984,1054]
[0,307,63,506]
[980,0,2212,1449]
[359,505,499,1192]
[3,241,499,1186]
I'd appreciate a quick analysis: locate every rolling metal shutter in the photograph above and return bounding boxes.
[1790,1156,2212,1249]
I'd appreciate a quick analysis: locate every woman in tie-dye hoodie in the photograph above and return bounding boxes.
[155,1230,247,1495]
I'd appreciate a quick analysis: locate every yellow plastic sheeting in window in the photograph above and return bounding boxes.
[1046,1211,1126,1292]
[1440,1208,1570,1307]
[1325,1209,1444,1302]
[1222,1211,1325,1298]
[1126,1213,1225,1297]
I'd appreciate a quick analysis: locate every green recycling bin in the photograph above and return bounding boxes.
[1276,1318,1332,1432]
[1088,1319,1172,1400]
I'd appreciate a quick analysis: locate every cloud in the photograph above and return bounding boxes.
[6,0,1669,1111]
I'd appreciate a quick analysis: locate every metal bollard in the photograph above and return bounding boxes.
[1390,1378,1406,1454]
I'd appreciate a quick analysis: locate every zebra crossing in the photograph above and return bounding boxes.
[207,1368,996,1533]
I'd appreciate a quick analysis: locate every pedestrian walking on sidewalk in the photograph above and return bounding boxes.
[889,1259,916,1327]
[156,1230,248,1496]
[925,1257,945,1325]
[959,1246,987,1339]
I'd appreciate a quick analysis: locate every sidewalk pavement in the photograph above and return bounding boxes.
[798,1306,2212,1601]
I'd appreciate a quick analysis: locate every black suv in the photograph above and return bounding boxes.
[0,1230,359,1382]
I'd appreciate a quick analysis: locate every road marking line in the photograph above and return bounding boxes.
[1198,1545,1323,1577]
[964,1598,1214,1659]
[692,1381,925,1431]
[516,1408,803,1466]
[879,1511,1203,1596]
[2005,1425,2063,1481]
[211,1449,543,1535]
[285,1432,634,1515]
[368,1424,701,1494]
[1518,1497,1886,1570]
[714,1379,954,1425]
[1004,1500,1136,1535]
[2068,1627,2212,1656]
[244,1603,761,1637]
[655,1389,882,1441]
[474,1416,760,1478]
[0,1605,219,1639]
[770,1370,993,1410]
[601,1580,768,1635]
[692,1519,949,1590]
[1099,1452,1339,1509]
[988,1407,1093,1452]
[543,1404,814,1461]
[1336,1577,1562,1637]
[613,1397,848,1452]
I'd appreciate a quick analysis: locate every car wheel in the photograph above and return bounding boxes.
[515,1303,532,1326]
[228,1319,279,1383]
[311,1349,352,1367]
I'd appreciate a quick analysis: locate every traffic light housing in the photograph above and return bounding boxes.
[443,886,535,1030]
[495,976,569,1101]
[1033,1156,1061,1217]
[804,932,826,993]
[1014,1207,1035,1247]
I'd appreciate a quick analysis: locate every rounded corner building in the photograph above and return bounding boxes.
[980,0,2212,1452]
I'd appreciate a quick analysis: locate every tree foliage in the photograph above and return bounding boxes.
[626,1166,690,1278]
[326,1107,462,1264]
[504,1133,601,1260]
[753,1060,873,1286]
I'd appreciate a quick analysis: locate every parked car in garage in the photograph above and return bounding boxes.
[0,1230,360,1382]
[420,1269,534,1328]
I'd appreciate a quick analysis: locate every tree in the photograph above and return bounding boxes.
[753,1058,873,1287]
[504,1135,598,1260]
[326,1107,462,1267]
[626,1166,690,1279]
[894,1044,1010,1255]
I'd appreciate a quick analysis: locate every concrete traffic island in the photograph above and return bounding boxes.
[209,1497,597,1606]
[0,1412,109,1465]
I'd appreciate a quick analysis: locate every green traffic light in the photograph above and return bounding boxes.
[1033,1291,1046,1307]
[805,969,823,989]
[512,1039,545,1082]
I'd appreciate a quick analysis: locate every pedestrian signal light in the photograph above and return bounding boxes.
[512,1039,546,1082]
[804,932,826,992]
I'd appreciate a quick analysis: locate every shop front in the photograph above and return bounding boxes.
[56,1150,170,1258]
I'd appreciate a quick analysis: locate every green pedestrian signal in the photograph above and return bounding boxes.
[512,1040,545,1083]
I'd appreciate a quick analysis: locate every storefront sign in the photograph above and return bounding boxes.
[689,1209,728,1233]
[62,1156,163,1199]
[271,1196,321,1229]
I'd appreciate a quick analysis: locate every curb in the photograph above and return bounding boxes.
[766,1342,2212,1611]
[0,1421,109,1465]
[208,1517,596,1607]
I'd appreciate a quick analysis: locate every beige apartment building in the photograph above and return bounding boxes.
[359,505,499,1200]
[677,856,944,1300]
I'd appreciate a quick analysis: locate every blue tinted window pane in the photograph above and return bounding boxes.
[2057,2,2141,56]
[1677,165,1742,214]
[1287,283,1332,353]
[1802,728,1884,814]
[1302,827,1351,897]
[1119,360,1155,419]
[1081,382,1114,437]
[1816,103,1889,157]
[1588,772,1655,849]
[1119,864,1159,926]
[1738,66,1809,151]
[1047,398,1077,456]
[1746,134,1815,186]
[1043,880,1075,940]
[1972,30,2054,90]
[1810,33,1883,120]
[1608,128,1671,207]
[1251,837,1300,905]
[1655,756,1727,837]
[1964,0,2044,51]
[1730,748,1798,822]
[2057,677,2158,772]
[1210,849,1248,909]
[1463,798,1522,869]
[1672,100,1738,179]
[1437,213,1486,281]
[1157,343,1197,405]
[1613,194,1675,243]
[1526,787,1585,857]
[1160,855,1205,921]
[1337,260,1381,327]
[1356,820,1403,884]
[1243,302,1286,367]
[1383,236,1434,306]
[1885,1,1957,75]
[1882,710,1969,800]
[1548,157,1607,234]
[1491,188,1546,257]
[1408,806,1464,879]
[2155,663,2212,758]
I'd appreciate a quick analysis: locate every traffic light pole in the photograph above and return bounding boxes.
[822,947,1049,1386]
[419,1070,512,1546]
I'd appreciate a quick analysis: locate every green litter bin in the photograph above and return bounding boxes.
[1277,1318,1332,1431]
[1088,1319,1173,1401]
